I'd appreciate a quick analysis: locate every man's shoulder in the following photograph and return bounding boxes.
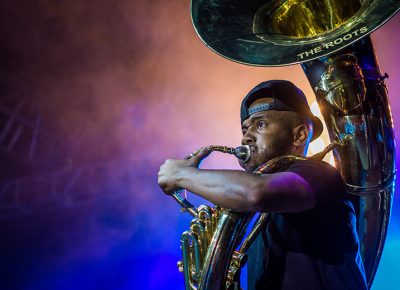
[287,157,337,170]
[284,158,348,207]
[283,158,341,181]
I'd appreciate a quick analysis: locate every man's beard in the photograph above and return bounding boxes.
[239,139,293,172]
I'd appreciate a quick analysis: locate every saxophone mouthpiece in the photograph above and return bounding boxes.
[234,145,251,163]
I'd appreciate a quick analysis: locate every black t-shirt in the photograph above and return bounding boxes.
[247,159,368,290]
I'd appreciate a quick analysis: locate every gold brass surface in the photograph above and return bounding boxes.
[254,0,362,39]
[302,38,396,285]
[191,0,399,64]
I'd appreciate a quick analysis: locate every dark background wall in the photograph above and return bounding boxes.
[0,1,399,289]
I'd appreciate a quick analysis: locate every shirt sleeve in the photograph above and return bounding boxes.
[284,159,347,207]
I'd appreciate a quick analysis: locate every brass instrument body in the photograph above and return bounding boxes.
[191,0,399,65]
[178,205,258,290]
[199,210,254,290]
[302,36,396,285]
[179,205,221,289]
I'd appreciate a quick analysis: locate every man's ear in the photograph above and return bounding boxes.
[292,124,309,147]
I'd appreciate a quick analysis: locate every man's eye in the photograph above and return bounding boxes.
[257,121,267,129]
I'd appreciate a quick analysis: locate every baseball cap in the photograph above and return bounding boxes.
[240,80,323,141]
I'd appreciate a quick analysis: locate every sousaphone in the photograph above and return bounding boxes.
[179,0,398,289]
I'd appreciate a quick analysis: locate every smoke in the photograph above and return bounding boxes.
[0,1,399,289]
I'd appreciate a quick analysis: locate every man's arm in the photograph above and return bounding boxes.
[158,148,316,213]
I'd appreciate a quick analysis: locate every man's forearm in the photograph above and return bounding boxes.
[176,167,266,211]
[158,156,315,213]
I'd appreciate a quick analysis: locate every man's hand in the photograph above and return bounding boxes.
[157,147,211,194]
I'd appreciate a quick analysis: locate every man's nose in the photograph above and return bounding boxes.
[242,130,255,145]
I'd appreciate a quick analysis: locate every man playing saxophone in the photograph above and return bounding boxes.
[158,80,368,290]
